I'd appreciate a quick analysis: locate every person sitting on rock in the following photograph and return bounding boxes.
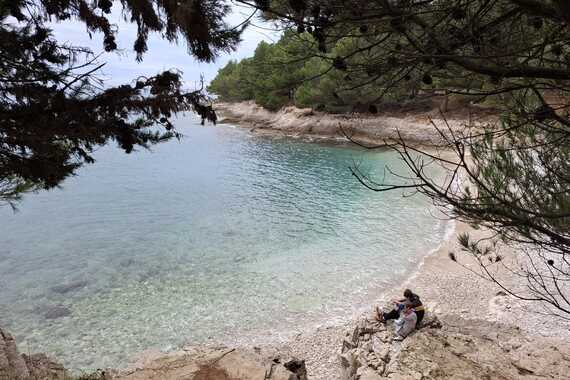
[375,288,425,325]
[393,303,417,341]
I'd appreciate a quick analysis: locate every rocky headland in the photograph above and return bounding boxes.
[214,101,492,147]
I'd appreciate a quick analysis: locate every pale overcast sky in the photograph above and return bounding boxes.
[49,3,281,89]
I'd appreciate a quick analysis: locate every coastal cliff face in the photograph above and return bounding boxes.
[214,101,480,147]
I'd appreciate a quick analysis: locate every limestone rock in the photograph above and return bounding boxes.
[215,101,469,147]
[23,353,67,379]
[359,368,383,380]
[342,337,356,352]
[0,328,29,379]
[338,311,570,380]
[339,350,358,380]
[115,347,307,380]
[0,327,67,379]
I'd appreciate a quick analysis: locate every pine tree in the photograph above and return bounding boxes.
[0,0,242,204]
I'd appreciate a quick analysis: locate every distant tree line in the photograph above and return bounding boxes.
[208,30,424,112]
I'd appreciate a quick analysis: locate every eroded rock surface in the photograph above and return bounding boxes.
[339,313,570,380]
[215,101,479,147]
[4,309,570,380]
[0,327,66,379]
[112,346,308,380]
[0,328,29,379]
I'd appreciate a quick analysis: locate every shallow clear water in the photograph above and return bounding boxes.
[0,114,447,370]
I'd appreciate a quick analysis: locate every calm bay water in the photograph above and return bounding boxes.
[0,114,447,370]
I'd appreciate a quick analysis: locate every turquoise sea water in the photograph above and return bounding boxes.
[0,114,447,370]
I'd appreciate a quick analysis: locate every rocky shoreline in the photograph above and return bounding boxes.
[0,328,67,379]
[1,330,308,380]
[3,221,570,379]
[214,101,484,147]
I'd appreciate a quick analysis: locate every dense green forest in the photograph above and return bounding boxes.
[207,30,424,112]
[207,28,495,113]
